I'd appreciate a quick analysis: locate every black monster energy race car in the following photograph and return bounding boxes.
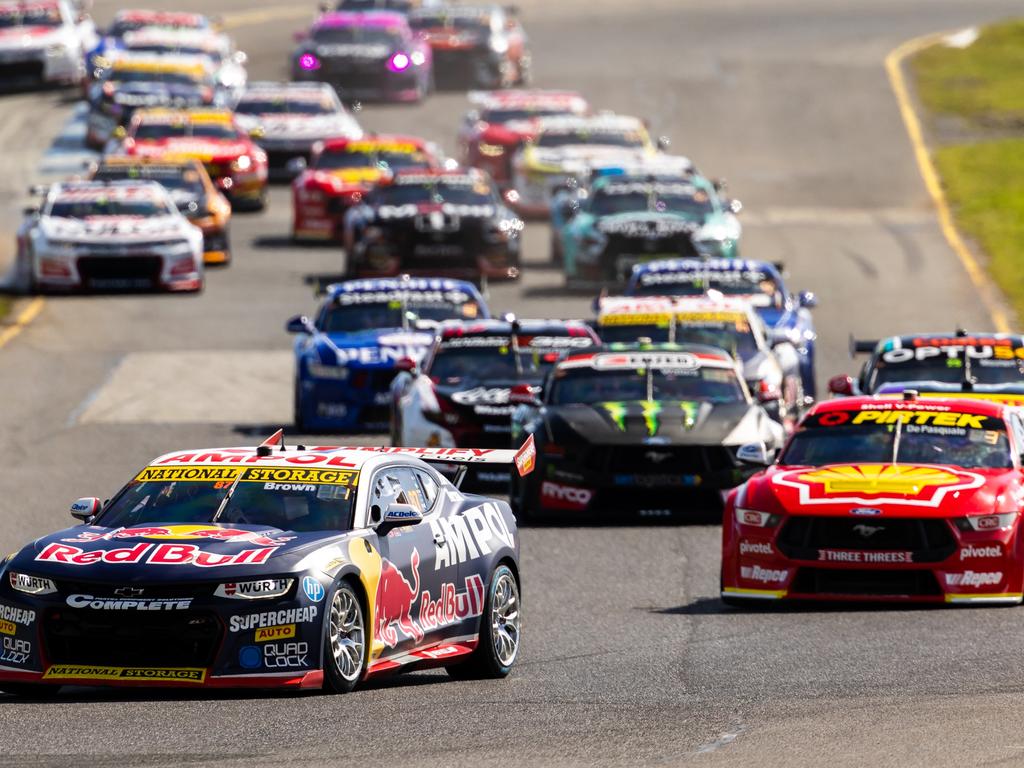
[508,343,784,521]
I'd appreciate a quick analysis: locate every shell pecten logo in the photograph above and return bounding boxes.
[773,463,985,508]
[797,464,961,495]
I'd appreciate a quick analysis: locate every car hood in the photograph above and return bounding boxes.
[12,523,351,582]
[236,112,361,141]
[525,145,648,173]
[132,138,251,161]
[546,399,764,445]
[41,215,190,243]
[749,463,1017,520]
[0,27,63,49]
[595,211,703,237]
[320,328,434,368]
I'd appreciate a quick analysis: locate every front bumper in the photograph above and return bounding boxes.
[721,513,1024,604]
[0,580,328,691]
[297,369,397,432]
[0,47,83,88]
[33,248,203,293]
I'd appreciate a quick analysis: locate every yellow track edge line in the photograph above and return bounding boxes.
[0,296,44,350]
[885,32,1013,334]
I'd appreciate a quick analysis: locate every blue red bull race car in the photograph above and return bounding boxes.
[625,258,819,400]
[0,430,535,697]
[288,278,489,432]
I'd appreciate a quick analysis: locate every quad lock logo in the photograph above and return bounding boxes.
[239,642,309,670]
[0,636,30,665]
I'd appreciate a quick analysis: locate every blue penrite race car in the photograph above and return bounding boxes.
[625,258,819,399]
[288,278,489,432]
[0,431,535,697]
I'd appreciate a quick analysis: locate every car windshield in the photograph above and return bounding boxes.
[49,194,172,218]
[633,267,784,305]
[236,97,334,115]
[536,130,644,149]
[781,409,1012,469]
[134,121,240,140]
[430,337,581,381]
[320,298,481,332]
[549,365,744,405]
[482,108,570,123]
[0,4,61,27]
[590,184,714,217]
[870,348,1024,390]
[92,170,207,211]
[311,25,403,45]
[410,15,489,31]
[109,70,209,86]
[598,321,759,360]
[98,465,359,532]
[376,181,494,206]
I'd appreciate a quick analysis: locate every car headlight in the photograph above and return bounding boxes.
[9,572,57,595]
[307,362,349,380]
[214,578,293,600]
[954,513,1017,532]
[491,37,509,54]
[735,507,780,527]
[232,155,253,172]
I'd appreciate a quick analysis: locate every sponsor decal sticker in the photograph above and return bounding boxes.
[67,594,192,611]
[37,542,278,568]
[255,624,296,642]
[540,481,593,511]
[0,636,30,665]
[429,503,514,570]
[0,604,35,627]
[238,645,262,670]
[817,550,913,564]
[739,540,773,556]
[263,641,309,668]
[302,576,325,603]
[43,665,206,683]
[945,571,1003,588]
[960,544,1002,560]
[0,620,16,636]
[229,606,318,633]
[740,565,788,584]
[419,575,485,632]
[773,464,984,508]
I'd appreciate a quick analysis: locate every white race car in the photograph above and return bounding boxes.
[115,27,249,94]
[17,180,204,293]
[233,81,363,180]
[0,0,96,89]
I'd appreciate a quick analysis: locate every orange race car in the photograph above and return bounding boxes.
[92,156,233,265]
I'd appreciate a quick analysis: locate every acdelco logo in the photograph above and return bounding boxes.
[960,544,1002,560]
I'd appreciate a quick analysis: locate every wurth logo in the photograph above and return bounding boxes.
[945,571,1003,588]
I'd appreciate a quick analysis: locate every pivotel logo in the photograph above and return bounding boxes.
[960,544,1002,560]
[739,540,773,556]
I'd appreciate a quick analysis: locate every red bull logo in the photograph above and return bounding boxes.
[375,549,423,648]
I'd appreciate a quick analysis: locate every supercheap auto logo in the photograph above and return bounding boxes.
[772,464,985,508]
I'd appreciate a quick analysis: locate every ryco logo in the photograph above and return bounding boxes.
[540,481,593,511]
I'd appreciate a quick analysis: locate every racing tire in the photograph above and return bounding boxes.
[445,563,520,680]
[0,683,61,699]
[322,579,368,694]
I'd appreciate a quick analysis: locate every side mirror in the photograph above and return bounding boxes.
[112,125,126,140]
[285,156,308,175]
[713,178,727,193]
[28,183,48,197]
[381,503,423,527]
[248,126,265,140]
[233,50,248,65]
[797,290,817,309]
[394,357,417,373]
[286,314,313,334]
[70,497,101,522]
[736,442,773,466]
[656,135,671,151]
[828,374,855,396]
[726,198,743,215]
[22,206,39,217]
[509,382,541,406]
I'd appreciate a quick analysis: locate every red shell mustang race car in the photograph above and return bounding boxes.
[290,135,443,242]
[457,90,588,186]
[722,395,1024,605]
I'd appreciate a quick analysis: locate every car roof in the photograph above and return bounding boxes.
[632,258,783,279]
[316,10,407,27]
[809,395,1009,419]
[439,319,596,338]
[534,114,645,132]
[875,333,1024,352]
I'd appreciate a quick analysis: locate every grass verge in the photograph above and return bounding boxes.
[911,20,1024,319]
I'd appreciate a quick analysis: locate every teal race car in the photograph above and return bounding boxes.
[553,173,742,288]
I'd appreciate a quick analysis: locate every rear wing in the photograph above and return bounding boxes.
[337,436,536,488]
[849,335,879,357]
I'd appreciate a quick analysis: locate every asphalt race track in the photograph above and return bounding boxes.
[2,0,1024,765]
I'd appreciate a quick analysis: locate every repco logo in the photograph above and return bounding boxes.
[960,544,1002,560]
[945,571,1003,588]
[740,565,788,584]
